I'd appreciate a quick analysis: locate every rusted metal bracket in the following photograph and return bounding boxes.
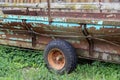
[81,24,94,56]
[26,7,29,15]
[47,0,52,25]
[22,19,36,47]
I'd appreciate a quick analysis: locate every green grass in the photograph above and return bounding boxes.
[0,45,119,80]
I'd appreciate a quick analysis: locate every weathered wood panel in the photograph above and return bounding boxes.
[0,0,120,3]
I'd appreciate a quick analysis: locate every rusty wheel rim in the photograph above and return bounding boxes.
[48,48,65,70]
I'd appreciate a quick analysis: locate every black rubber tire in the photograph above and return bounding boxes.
[44,39,77,74]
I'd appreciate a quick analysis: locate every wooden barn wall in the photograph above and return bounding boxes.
[0,0,119,3]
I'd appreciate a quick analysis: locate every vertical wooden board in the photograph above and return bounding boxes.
[31,0,33,3]
[13,0,15,3]
[21,0,24,3]
[39,0,41,2]
[23,0,25,3]
[8,0,12,3]
[15,0,17,3]
[34,0,36,3]
[36,0,40,3]
[51,0,53,2]
[28,0,30,3]
[15,0,18,3]
[41,0,46,2]
[73,0,77,2]
[16,0,18,3]
[27,0,29,3]
[5,0,8,3]
[33,0,35,3]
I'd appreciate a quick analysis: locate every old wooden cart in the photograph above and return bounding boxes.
[0,1,120,74]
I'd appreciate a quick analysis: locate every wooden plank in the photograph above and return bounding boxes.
[0,2,119,11]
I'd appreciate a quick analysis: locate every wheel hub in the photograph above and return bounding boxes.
[48,49,65,70]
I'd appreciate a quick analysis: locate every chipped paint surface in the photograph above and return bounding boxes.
[1,14,120,28]
[86,25,120,30]
[0,2,120,64]
[0,15,80,27]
